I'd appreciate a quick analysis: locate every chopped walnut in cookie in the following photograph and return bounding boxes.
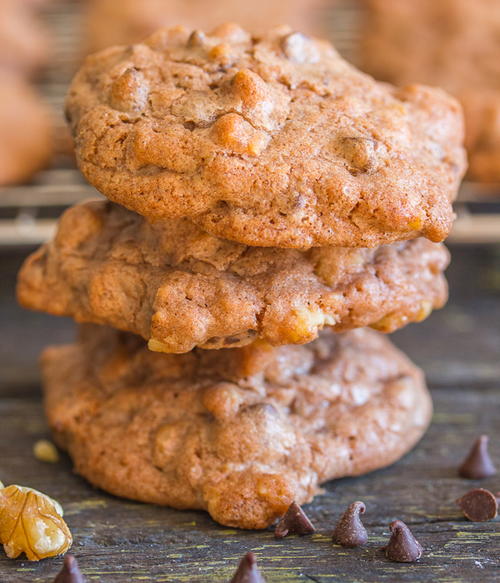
[0,483,72,561]
[66,24,466,248]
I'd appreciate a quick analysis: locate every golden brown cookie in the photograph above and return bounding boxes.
[42,325,432,529]
[66,24,466,248]
[360,0,500,182]
[18,199,449,353]
[0,0,50,75]
[84,0,322,54]
[0,73,52,186]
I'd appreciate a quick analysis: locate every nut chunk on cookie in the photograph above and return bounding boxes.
[42,326,432,529]
[17,200,450,354]
[66,24,466,249]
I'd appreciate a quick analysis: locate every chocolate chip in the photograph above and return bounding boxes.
[332,501,368,547]
[456,488,499,522]
[230,552,266,583]
[458,435,497,479]
[187,30,206,48]
[384,520,423,563]
[274,502,315,538]
[53,555,85,583]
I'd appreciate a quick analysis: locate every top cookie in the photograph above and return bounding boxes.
[66,24,466,249]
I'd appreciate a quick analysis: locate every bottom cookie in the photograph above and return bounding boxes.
[42,326,432,529]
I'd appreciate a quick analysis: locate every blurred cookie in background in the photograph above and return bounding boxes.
[360,0,500,183]
[460,90,500,183]
[0,72,53,185]
[0,0,51,76]
[84,0,323,54]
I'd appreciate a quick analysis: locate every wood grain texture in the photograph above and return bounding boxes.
[0,245,499,582]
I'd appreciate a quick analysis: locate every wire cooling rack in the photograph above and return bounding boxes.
[0,0,498,246]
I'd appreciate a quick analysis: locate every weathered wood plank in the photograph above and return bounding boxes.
[0,386,498,582]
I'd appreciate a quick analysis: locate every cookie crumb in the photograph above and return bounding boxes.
[34,439,59,463]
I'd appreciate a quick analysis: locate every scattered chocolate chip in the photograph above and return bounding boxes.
[384,520,423,563]
[456,488,499,522]
[458,435,497,479]
[230,552,266,583]
[53,555,85,583]
[332,501,368,547]
[274,502,316,538]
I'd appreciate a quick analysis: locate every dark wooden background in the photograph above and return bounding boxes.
[0,244,499,582]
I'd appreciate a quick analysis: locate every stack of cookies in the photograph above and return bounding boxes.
[18,24,466,529]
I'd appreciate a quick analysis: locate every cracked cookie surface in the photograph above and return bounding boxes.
[66,24,466,248]
[42,325,432,529]
[18,200,450,353]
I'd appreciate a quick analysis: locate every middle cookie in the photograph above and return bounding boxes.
[18,199,449,354]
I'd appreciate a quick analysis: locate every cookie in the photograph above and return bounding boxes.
[0,73,52,186]
[0,0,50,75]
[84,0,321,54]
[360,0,500,182]
[18,199,449,353]
[66,24,466,248]
[42,325,432,529]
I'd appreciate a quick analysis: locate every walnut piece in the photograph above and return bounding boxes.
[33,439,60,464]
[109,68,149,113]
[0,484,72,561]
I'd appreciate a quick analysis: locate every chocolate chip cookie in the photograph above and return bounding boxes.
[42,325,432,529]
[18,200,449,353]
[361,0,500,182]
[66,24,466,248]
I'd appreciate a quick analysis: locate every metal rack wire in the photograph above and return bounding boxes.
[0,0,498,247]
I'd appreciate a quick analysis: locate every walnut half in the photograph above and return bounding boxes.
[0,484,72,561]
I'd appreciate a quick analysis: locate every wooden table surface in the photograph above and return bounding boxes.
[0,245,499,582]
